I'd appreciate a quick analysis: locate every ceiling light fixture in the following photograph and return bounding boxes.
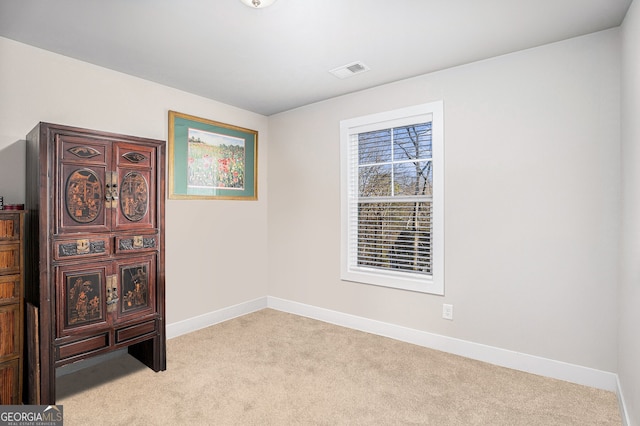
[240,0,277,8]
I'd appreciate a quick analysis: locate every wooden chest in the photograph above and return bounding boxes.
[0,210,24,404]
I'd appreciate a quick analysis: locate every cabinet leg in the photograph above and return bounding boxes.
[39,370,56,405]
[128,336,166,372]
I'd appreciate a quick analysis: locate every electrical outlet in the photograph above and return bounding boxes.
[442,304,453,320]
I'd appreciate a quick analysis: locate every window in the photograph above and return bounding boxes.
[340,101,444,294]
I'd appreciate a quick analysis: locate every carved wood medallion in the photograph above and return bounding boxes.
[122,152,147,163]
[68,146,101,159]
[65,169,103,223]
[120,172,148,222]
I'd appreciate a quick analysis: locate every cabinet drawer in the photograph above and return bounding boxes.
[116,320,156,344]
[0,275,20,305]
[57,333,109,360]
[0,358,20,405]
[115,232,159,254]
[0,214,20,242]
[54,236,111,260]
[0,244,20,275]
[0,304,20,360]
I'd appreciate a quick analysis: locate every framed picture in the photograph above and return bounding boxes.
[168,110,258,200]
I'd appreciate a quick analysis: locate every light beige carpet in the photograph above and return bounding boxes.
[57,309,621,425]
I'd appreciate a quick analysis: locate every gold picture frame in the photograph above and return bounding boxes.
[168,110,258,200]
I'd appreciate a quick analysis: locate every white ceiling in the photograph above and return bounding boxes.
[0,0,632,116]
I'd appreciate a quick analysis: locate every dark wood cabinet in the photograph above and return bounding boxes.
[25,123,166,404]
[0,211,24,405]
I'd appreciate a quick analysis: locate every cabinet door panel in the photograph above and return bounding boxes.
[0,275,20,306]
[0,214,20,242]
[56,134,112,235]
[0,359,20,404]
[0,244,20,275]
[115,168,154,229]
[58,164,110,234]
[116,254,156,322]
[56,262,111,338]
[0,304,19,360]
[113,143,157,231]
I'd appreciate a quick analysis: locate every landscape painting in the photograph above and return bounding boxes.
[187,128,245,190]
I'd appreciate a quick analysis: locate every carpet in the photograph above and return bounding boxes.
[57,309,621,425]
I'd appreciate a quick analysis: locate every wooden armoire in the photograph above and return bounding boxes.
[25,122,166,404]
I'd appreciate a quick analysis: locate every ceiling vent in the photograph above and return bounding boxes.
[329,61,371,79]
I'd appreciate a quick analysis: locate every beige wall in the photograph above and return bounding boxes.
[620,0,640,423]
[268,29,621,373]
[0,37,269,324]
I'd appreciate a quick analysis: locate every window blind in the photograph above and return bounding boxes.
[348,121,433,277]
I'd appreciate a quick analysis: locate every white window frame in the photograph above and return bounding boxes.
[340,101,444,295]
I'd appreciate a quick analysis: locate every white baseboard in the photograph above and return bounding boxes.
[166,296,268,339]
[617,376,631,426]
[266,296,619,393]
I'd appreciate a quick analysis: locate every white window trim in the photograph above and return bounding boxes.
[340,101,444,295]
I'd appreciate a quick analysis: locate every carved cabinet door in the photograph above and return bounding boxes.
[55,261,112,339]
[57,134,111,235]
[113,142,157,232]
[114,254,157,324]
